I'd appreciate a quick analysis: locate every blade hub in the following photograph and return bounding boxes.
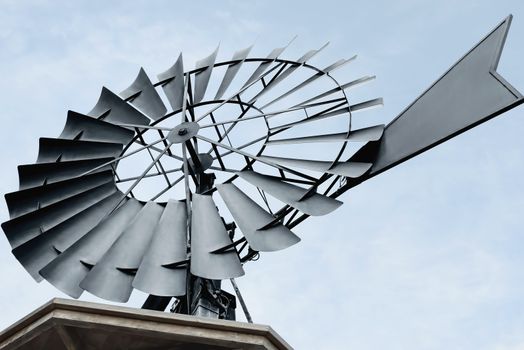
[168,122,200,143]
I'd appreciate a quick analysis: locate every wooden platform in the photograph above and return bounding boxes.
[0,298,292,350]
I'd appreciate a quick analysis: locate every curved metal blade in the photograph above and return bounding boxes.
[292,76,376,108]
[349,98,384,113]
[39,198,143,298]
[295,43,330,64]
[258,155,372,178]
[271,98,383,131]
[266,125,385,146]
[242,40,293,88]
[261,56,356,109]
[214,45,253,100]
[17,158,114,190]
[60,111,134,145]
[5,170,114,219]
[190,193,244,280]
[158,53,185,111]
[271,106,348,131]
[133,200,187,297]
[217,183,300,252]
[37,138,122,163]
[120,68,167,121]
[80,201,164,302]
[12,191,122,281]
[87,87,150,126]
[238,171,342,216]
[2,182,117,249]
[193,46,219,104]
[250,43,329,102]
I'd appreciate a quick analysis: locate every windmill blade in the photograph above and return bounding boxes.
[133,200,188,297]
[214,45,253,100]
[249,43,329,102]
[5,170,114,219]
[349,98,384,113]
[36,138,122,163]
[2,182,117,249]
[120,68,167,121]
[271,98,383,131]
[217,183,300,252]
[12,191,123,281]
[193,46,219,104]
[295,42,330,63]
[292,76,376,108]
[17,158,114,190]
[39,198,143,298]
[242,39,294,88]
[266,125,385,146]
[80,202,164,302]
[261,56,356,109]
[238,171,342,216]
[158,53,185,111]
[60,111,135,145]
[190,193,244,280]
[87,87,150,127]
[258,155,372,178]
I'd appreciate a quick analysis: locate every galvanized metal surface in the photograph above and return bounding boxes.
[369,15,523,176]
[217,183,300,252]
[120,67,167,121]
[133,200,188,297]
[190,194,244,280]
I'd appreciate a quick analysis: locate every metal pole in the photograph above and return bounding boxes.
[230,278,253,323]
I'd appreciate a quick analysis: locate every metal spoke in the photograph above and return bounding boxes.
[116,167,182,183]
[196,134,317,181]
[157,129,174,157]
[136,128,170,186]
[140,141,184,162]
[150,174,185,201]
[198,97,347,129]
[114,123,172,131]
[120,140,174,199]
[197,135,261,162]
[206,121,289,162]
[101,139,175,219]
[136,139,183,161]
[202,103,255,159]
[79,135,170,177]
[211,134,267,160]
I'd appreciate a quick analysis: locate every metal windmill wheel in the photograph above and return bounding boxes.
[1,41,383,313]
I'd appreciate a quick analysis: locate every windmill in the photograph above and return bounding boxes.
[2,15,522,322]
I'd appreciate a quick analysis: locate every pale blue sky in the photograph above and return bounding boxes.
[1,1,524,349]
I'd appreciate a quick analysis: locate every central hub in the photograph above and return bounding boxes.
[167,122,200,143]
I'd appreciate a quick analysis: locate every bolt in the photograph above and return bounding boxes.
[178,128,188,136]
